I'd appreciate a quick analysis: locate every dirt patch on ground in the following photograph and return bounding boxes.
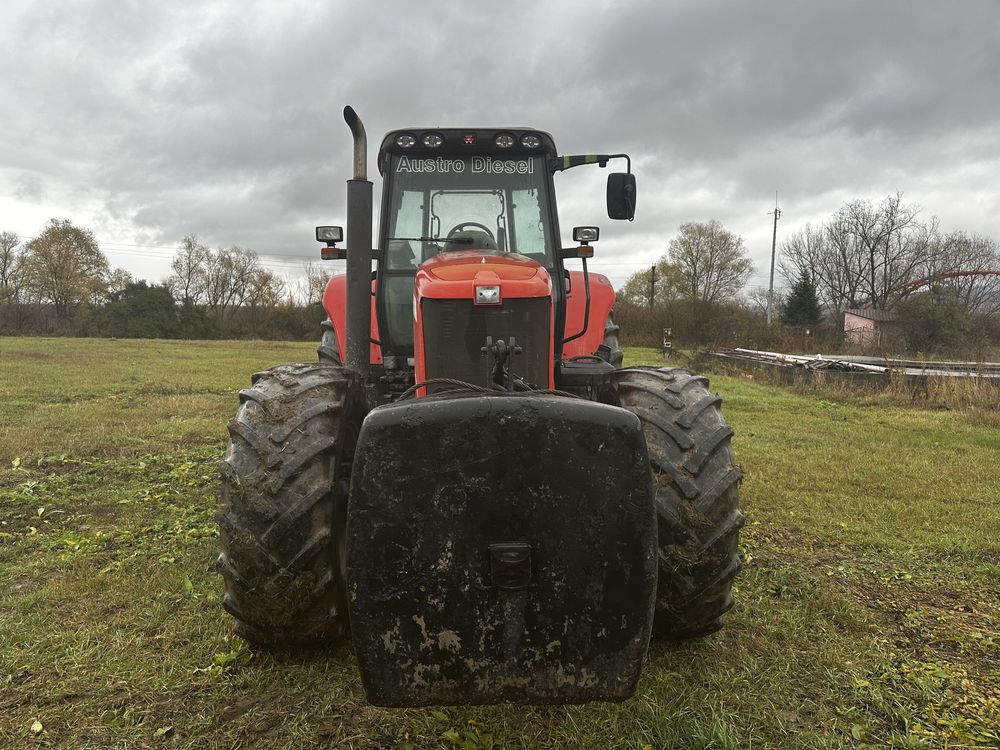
[837,575,998,666]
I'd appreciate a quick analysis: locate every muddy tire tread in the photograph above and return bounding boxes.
[217,363,362,647]
[612,366,745,639]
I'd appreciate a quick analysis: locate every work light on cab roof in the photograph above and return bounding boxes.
[422,132,444,148]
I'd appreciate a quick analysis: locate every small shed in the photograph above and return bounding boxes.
[843,308,900,347]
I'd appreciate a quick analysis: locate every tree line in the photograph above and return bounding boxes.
[0,220,333,339]
[617,196,1000,355]
[778,193,1000,317]
[5,200,999,356]
[777,193,999,353]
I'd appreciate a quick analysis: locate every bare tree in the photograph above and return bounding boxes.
[105,268,135,300]
[780,219,866,316]
[204,246,260,321]
[168,234,210,305]
[0,230,27,304]
[302,261,334,306]
[668,221,753,304]
[840,193,923,308]
[246,268,286,309]
[745,286,784,317]
[912,231,1000,315]
[778,195,958,316]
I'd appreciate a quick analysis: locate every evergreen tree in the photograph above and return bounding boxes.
[781,272,822,328]
[100,281,180,338]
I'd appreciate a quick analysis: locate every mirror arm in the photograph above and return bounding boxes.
[604,153,631,173]
[550,153,630,173]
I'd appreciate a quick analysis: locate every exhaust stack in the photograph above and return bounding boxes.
[343,105,372,377]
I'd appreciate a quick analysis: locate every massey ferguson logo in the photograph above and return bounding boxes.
[396,156,534,175]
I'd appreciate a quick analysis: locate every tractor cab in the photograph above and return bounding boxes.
[317,123,636,399]
[374,130,562,360]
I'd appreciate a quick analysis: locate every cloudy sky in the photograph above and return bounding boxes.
[2,0,998,294]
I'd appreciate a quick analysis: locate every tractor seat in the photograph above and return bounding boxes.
[447,230,498,251]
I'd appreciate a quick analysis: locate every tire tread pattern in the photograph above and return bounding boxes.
[611,366,745,640]
[217,363,362,647]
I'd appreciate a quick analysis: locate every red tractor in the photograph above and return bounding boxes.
[217,107,743,706]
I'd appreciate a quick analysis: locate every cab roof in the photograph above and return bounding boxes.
[377,128,557,175]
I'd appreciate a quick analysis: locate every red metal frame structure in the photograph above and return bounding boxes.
[900,269,1000,295]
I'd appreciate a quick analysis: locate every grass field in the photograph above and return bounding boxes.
[1,337,997,749]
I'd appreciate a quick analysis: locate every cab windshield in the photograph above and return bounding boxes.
[383,154,555,270]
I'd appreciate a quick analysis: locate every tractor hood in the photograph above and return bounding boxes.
[414,250,552,301]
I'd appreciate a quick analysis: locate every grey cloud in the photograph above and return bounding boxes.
[1,0,998,292]
[13,173,45,202]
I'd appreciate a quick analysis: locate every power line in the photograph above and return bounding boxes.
[99,246,316,270]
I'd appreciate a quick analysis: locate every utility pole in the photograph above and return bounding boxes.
[766,193,781,326]
[648,264,656,308]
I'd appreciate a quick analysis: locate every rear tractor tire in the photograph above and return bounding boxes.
[611,367,745,639]
[217,363,364,647]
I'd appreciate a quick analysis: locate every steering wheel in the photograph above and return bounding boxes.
[446,222,497,245]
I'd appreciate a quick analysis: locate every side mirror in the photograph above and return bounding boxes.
[607,173,636,220]
[316,225,345,260]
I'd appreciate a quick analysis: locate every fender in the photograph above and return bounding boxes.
[322,274,383,365]
[561,271,615,358]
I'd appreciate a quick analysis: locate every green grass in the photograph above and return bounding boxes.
[1,338,998,749]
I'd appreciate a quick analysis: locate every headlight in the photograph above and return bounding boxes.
[395,133,417,148]
[494,133,516,149]
[422,132,444,147]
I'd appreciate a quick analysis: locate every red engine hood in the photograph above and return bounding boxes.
[415,250,552,300]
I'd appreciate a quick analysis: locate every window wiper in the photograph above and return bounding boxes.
[387,236,473,244]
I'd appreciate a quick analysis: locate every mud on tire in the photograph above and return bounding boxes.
[611,367,745,639]
[217,363,364,646]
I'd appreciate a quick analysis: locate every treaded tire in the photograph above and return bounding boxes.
[611,366,745,639]
[596,311,625,368]
[317,318,342,365]
[217,363,364,647]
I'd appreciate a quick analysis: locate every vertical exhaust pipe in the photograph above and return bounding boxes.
[343,105,371,378]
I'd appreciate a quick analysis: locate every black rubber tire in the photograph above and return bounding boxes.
[217,363,364,647]
[317,318,342,365]
[611,366,745,640]
[596,311,624,368]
